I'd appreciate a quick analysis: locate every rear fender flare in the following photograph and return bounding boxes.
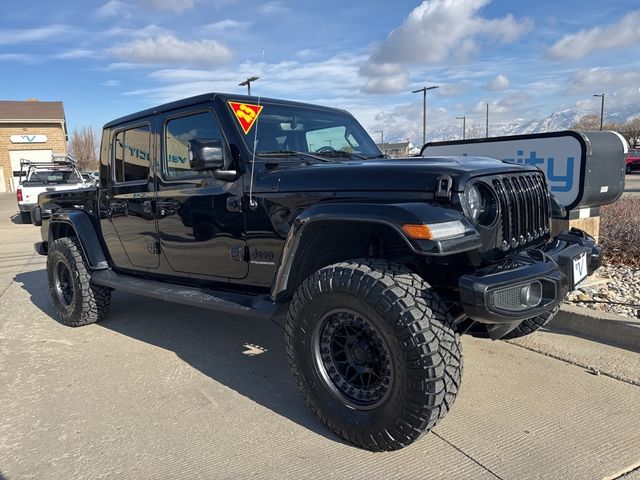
[49,210,108,270]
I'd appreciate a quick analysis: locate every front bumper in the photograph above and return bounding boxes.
[459,228,601,330]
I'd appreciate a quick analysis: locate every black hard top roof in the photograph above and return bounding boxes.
[103,92,349,129]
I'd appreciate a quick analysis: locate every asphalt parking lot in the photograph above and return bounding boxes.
[623,171,640,196]
[1,192,639,480]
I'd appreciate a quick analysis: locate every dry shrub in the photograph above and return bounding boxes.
[599,196,640,266]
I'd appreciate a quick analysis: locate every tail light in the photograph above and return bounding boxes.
[16,188,23,202]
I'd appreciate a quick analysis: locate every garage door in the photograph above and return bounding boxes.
[9,150,53,192]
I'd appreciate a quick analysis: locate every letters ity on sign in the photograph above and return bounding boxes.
[10,135,48,144]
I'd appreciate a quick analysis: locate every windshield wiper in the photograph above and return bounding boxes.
[364,153,388,159]
[315,150,368,160]
[259,150,331,162]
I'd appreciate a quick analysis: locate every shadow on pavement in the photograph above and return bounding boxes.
[9,212,26,225]
[14,268,344,445]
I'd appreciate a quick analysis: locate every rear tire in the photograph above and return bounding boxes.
[20,211,31,224]
[286,259,462,451]
[47,237,111,327]
[502,306,560,339]
[626,164,632,174]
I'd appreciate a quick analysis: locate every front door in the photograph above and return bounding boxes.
[106,122,159,270]
[156,109,248,279]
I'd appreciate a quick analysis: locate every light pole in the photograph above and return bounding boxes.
[593,93,605,130]
[485,103,489,138]
[456,116,466,140]
[411,85,439,145]
[375,130,384,145]
[239,76,259,96]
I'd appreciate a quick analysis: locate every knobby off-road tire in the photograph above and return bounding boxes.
[286,259,462,451]
[47,237,111,327]
[502,305,560,340]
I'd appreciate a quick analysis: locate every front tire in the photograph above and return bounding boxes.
[47,237,111,327]
[286,259,462,451]
[626,164,632,174]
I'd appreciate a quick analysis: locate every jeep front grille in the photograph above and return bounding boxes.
[492,172,550,250]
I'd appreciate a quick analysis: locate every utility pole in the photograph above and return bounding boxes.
[485,103,489,138]
[376,130,384,146]
[411,85,439,145]
[593,93,605,130]
[456,116,466,140]
[239,76,259,96]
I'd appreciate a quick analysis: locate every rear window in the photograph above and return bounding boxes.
[629,149,640,156]
[25,170,81,185]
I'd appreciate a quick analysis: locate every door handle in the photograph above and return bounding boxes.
[156,199,180,209]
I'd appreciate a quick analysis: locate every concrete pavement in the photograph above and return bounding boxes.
[0,193,639,479]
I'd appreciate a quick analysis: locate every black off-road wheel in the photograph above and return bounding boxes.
[502,306,560,339]
[20,211,31,224]
[47,237,111,327]
[286,259,462,451]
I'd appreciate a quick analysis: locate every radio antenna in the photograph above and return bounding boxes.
[248,48,265,211]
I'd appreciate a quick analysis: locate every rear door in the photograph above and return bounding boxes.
[106,121,159,270]
[156,108,248,279]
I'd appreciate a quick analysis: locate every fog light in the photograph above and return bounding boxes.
[491,281,543,312]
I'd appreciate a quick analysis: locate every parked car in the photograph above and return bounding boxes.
[16,156,89,224]
[33,93,601,451]
[626,148,640,174]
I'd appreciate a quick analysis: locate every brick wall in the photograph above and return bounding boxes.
[0,123,67,191]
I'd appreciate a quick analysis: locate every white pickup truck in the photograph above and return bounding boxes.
[16,156,89,224]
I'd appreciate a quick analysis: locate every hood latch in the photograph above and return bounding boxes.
[435,174,453,200]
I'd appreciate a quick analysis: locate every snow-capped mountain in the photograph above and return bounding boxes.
[420,106,640,144]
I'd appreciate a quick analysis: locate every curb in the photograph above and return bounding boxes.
[550,304,640,352]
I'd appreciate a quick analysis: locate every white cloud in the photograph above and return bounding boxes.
[569,67,640,91]
[56,49,96,59]
[110,35,232,67]
[138,0,195,13]
[96,0,130,18]
[361,0,532,93]
[260,1,287,14]
[488,74,510,91]
[0,53,39,63]
[201,19,251,34]
[0,25,73,45]
[548,10,640,60]
[362,73,408,94]
[102,80,121,86]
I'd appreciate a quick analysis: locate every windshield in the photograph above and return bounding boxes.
[231,101,382,159]
[25,169,82,185]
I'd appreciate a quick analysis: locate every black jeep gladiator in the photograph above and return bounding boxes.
[34,93,601,451]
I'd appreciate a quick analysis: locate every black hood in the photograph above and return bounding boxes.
[256,156,536,193]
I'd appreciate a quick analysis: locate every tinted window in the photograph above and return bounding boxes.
[113,125,151,183]
[165,111,223,179]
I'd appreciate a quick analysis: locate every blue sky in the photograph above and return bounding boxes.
[2,0,640,143]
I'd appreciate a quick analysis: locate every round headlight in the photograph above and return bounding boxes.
[465,183,498,227]
[467,185,483,221]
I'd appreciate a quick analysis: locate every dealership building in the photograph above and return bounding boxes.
[0,100,68,193]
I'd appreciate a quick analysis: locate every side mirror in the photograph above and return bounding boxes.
[188,139,225,171]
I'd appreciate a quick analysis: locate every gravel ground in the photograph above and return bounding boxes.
[566,263,640,318]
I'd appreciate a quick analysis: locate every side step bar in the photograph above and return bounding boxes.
[91,270,279,320]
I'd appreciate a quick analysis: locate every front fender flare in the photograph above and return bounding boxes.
[49,210,108,270]
[270,202,481,300]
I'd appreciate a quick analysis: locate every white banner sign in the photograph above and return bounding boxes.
[422,135,583,208]
[10,134,48,144]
